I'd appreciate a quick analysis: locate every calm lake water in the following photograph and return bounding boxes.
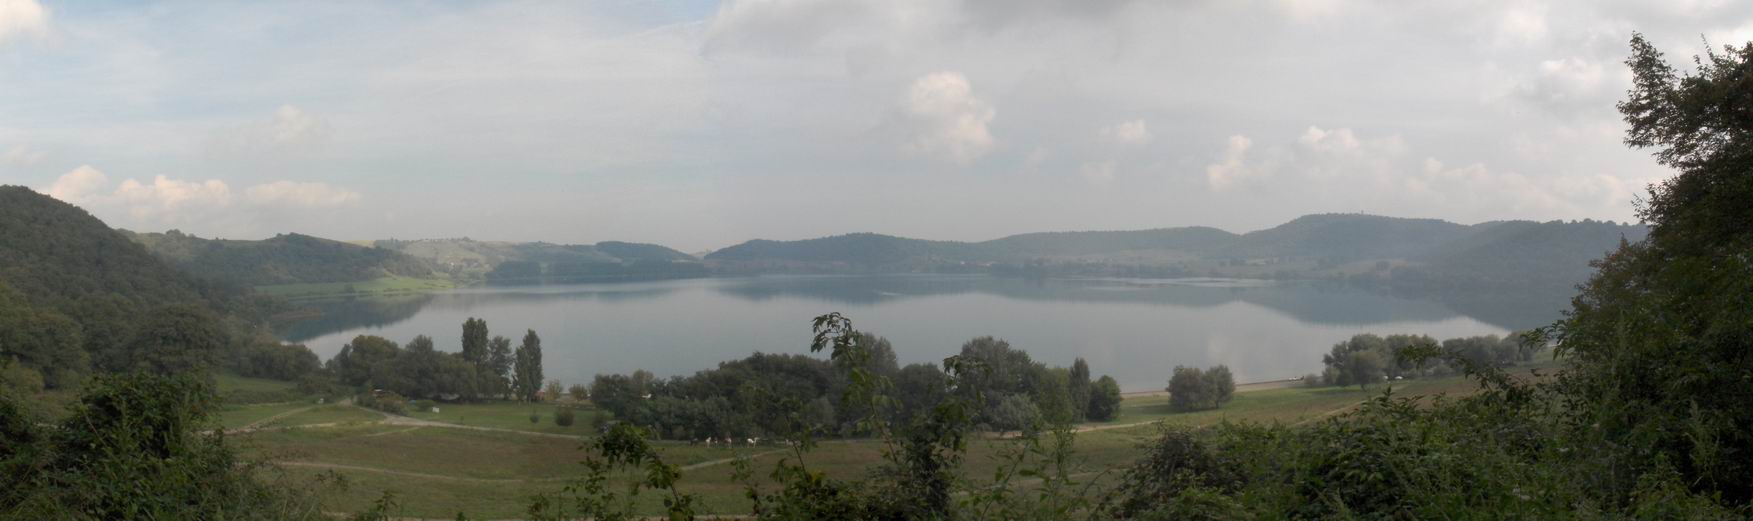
[279,275,1555,392]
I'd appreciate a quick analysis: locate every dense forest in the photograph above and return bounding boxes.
[124,230,438,287]
[0,187,314,391]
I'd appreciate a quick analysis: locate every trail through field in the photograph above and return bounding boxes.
[350,402,586,441]
[679,448,789,471]
[278,461,567,484]
[221,403,320,434]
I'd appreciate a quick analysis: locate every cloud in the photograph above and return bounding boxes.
[245,181,361,208]
[43,166,361,228]
[1204,135,1257,191]
[46,165,109,201]
[0,0,48,44]
[3,144,45,166]
[210,104,330,154]
[897,71,996,164]
[1078,160,1115,184]
[1101,119,1153,145]
[1199,126,1646,222]
[112,175,234,220]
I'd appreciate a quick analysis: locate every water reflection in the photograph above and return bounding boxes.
[275,275,1564,391]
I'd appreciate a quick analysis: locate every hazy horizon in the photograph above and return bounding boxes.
[4,0,1745,251]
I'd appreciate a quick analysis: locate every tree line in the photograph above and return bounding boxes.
[1310,331,1543,390]
[587,334,1125,441]
[325,317,545,405]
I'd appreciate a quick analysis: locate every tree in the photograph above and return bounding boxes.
[1068,358,1092,421]
[1204,365,1235,408]
[329,335,398,389]
[543,380,563,402]
[1545,35,1753,504]
[1322,336,1387,390]
[122,304,225,375]
[1168,366,1208,411]
[460,317,488,368]
[568,384,588,401]
[512,330,544,402]
[487,335,512,397]
[589,373,642,418]
[1087,375,1122,422]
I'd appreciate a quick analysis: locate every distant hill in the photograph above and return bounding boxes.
[1221,214,1471,261]
[124,230,439,287]
[375,238,705,283]
[704,214,1649,294]
[1387,219,1650,293]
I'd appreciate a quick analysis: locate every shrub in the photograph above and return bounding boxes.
[554,406,575,427]
[528,411,540,424]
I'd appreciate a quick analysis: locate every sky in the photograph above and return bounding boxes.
[2,0,1750,252]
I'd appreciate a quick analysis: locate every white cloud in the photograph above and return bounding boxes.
[268,105,323,144]
[112,175,233,220]
[211,104,330,154]
[0,0,48,44]
[1078,160,1115,184]
[3,144,45,166]
[46,165,109,202]
[1101,119,1153,145]
[245,181,361,208]
[1204,135,1257,191]
[898,71,996,164]
[42,166,361,228]
[1494,6,1547,46]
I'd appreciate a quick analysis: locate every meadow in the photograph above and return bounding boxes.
[219,371,1513,518]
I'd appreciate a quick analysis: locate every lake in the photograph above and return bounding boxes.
[279,274,1559,392]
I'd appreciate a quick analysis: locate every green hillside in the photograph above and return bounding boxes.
[126,230,439,287]
[0,186,287,389]
[375,237,706,283]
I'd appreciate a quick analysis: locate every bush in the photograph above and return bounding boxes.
[554,406,575,427]
[1086,375,1123,421]
[0,373,326,518]
[528,411,541,424]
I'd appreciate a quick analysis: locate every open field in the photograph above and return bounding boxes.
[254,275,456,300]
[221,367,1541,519]
[401,401,607,436]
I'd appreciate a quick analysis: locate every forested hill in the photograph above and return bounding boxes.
[0,187,222,312]
[704,214,1649,287]
[0,186,282,388]
[1221,214,1471,260]
[374,237,705,282]
[124,230,439,287]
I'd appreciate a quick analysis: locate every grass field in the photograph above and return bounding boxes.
[401,401,606,435]
[254,275,455,300]
[224,370,1525,518]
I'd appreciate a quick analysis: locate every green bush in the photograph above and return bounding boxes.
[554,406,575,427]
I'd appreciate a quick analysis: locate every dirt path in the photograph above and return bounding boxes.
[279,461,571,483]
[351,404,587,441]
[679,449,789,471]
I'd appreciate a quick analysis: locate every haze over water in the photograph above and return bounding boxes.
[283,275,1524,392]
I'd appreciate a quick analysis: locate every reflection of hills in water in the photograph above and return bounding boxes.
[276,275,1570,343]
[712,275,1537,327]
[276,294,435,343]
